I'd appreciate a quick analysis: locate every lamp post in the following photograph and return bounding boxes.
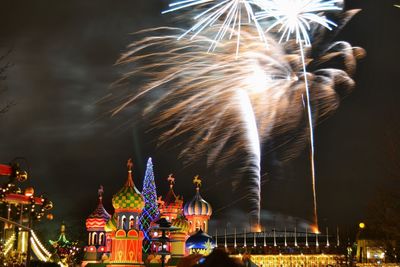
[356,222,366,263]
[151,218,180,267]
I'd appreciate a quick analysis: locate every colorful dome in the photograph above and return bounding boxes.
[184,176,212,217]
[186,229,215,251]
[111,159,144,212]
[86,186,111,230]
[171,214,190,233]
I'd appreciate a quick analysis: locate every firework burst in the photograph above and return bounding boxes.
[112,26,363,226]
[256,0,344,230]
[256,0,342,45]
[162,0,267,55]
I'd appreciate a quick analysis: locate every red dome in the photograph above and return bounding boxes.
[86,186,111,230]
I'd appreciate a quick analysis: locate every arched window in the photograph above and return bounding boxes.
[92,232,97,245]
[99,233,105,245]
[129,215,135,229]
[203,221,206,232]
[117,216,120,228]
[88,232,92,245]
[195,221,200,231]
[121,215,127,230]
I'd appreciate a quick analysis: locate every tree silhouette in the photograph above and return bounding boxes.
[0,49,12,114]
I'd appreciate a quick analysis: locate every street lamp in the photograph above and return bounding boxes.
[151,218,180,267]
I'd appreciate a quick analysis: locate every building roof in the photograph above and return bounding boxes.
[111,159,144,212]
[186,229,215,250]
[184,176,212,217]
[86,186,111,230]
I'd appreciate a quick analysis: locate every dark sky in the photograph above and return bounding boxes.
[0,0,399,241]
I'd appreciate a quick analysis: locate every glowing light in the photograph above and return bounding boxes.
[359,222,365,229]
[24,187,34,197]
[139,158,159,253]
[311,224,320,234]
[163,0,267,55]
[253,224,262,233]
[4,233,16,255]
[31,230,51,258]
[31,237,48,262]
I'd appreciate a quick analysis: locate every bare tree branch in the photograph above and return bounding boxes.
[0,49,12,115]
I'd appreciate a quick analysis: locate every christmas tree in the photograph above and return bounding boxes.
[139,157,159,254]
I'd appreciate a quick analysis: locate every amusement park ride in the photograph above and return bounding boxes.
[0,160,54,265]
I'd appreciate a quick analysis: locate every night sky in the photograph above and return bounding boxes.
[0,0,399,241]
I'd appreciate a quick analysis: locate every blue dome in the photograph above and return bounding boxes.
[184,189,212,217]
[186,229,215,250]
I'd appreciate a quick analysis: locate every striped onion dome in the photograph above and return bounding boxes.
[86,186,111,230]
[183,187,212,217]
[111,159,144,212]
[171,213,190,233]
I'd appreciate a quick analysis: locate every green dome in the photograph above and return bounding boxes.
[112,184,144,211]
[111,161,144,212]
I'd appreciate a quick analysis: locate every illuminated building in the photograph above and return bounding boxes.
[104,159,145,266]
[151,175,187,257]
[157,174,183,222]
[82,186,111,265]
[183,176,212,234]
[357,238,389,264]
[170,213,190,257]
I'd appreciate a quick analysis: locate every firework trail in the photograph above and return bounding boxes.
[162,0,267,55]
[236,89,261,225]
[112,26,364,227]
[256,0,343,230]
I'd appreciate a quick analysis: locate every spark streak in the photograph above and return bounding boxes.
[236,89,261,227]
[163,0,267,55]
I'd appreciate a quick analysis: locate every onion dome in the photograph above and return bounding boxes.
[171,213,190,233]
[186,229,215,252]
[184,176,212,217]
[86,186,111,230]
[111,159,144,212]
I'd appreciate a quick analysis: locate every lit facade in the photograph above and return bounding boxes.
[83,159,145,266]
[105,159,145,266]
[170,214,190,257]
[157,174,183,222]
[83,186,111,265]
[183,176,212,234]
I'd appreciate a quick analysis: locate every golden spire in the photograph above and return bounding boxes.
[125,158,134,187]
[167,174,175,189]
[193,175,202,191]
